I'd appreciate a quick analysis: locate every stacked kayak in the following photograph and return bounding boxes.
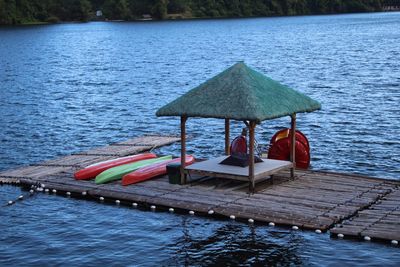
[267,128,310,169]
[74,153,157,180]
[95,155,173,184]
[122,155,195,186]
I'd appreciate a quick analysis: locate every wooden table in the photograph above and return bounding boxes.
[185,156,293,182]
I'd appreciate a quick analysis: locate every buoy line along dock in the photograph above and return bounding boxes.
[0,135,399,245]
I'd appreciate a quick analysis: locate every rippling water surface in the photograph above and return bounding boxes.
[1,12,399,266]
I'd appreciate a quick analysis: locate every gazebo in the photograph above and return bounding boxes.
[156,62,321,192]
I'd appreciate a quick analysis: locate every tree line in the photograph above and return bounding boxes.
[0,0,384,25]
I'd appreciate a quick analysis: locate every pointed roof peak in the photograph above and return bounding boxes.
[156,63,321,122]
[230,61,249,71]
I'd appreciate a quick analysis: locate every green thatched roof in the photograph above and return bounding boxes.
[156,62,321,122]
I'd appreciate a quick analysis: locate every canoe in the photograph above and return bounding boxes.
[95,155,172,184]
[74,153,157,180]
[122,155,195,186]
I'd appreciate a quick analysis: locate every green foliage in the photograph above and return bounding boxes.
[0,0,17,24]
[168,0,186,13]
[69,0,92,21]
[152,0,168,19]
[0,0,385,25]
[46,15,59,23]
[0,0,93,24]
[103,0,129,20]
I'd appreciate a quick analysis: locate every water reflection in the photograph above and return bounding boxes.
[168,218,305,266]
[1,186,400,266]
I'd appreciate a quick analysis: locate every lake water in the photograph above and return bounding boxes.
[1,12,400,266]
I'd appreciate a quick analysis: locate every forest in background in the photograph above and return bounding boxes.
[0,0,391,25]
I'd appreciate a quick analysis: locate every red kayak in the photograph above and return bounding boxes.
[122,155,195,186]
[74,153,157,180]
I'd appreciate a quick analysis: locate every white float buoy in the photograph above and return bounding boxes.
[189,210,195,215]
[115,200,120,205]
[18,195,24,200]
[66,192,71,196]
[315,229,322,234]
[391,240,398,246]
[7,200,13,205]
[229,215,235,220]
[29,189,34,194]
[36,187,43,192]
[99,197,104,201]
[151,205,156,210]
[132,202,138,208]
[81,191,87,196]
[208,210,214,215]
[40,183,45,188]
[248,218,254,224]
[268,222,275,227]
[52,189,57,194]
[292,226,299,230]
[364,236,371,241]
[337,233,344,239]
[169,208,174,212]
[44,189,49,193]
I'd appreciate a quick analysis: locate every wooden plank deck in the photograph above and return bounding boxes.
[0,135,180,178]
[330,183,400,242]
[1,135,399,245]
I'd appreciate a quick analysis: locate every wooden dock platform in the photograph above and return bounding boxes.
[1,135,399,245]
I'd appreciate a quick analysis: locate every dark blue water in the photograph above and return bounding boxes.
[1,12,400,266]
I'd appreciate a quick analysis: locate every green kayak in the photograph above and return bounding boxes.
[95,155,172,184]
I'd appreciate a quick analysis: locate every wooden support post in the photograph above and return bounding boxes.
[248,121,256,193]
[180,116,187,184]
[290,113,296,179]
[225,119,230,155]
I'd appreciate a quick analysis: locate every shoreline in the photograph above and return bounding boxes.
[2,10,397,27]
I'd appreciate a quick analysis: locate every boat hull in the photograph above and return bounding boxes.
[74,153,157,180]
[95,155,172,184]
[122,155,195,186]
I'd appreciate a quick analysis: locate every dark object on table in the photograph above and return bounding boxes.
[219,153,263,168]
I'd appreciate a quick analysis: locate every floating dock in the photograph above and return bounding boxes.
[1,135,399,245]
